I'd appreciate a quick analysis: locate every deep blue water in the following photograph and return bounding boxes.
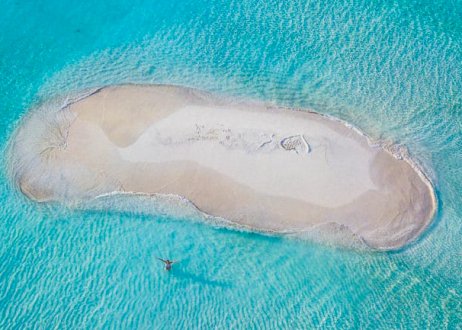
[0,0,461,328]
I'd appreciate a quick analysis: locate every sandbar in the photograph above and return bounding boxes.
[9,84,436,250]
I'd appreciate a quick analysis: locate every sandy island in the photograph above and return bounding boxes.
[9,84,436,250]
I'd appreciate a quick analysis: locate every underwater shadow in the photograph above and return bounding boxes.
[171,267,233,289]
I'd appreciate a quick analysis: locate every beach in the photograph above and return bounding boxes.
[10,84,436,250]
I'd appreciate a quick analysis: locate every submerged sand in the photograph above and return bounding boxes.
[9,84,436,250]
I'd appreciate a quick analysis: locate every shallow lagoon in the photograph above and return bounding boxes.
[0,0,461,328]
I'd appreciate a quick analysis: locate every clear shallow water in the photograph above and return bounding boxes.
[0,0,461,328]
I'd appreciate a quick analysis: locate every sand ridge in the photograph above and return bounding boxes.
[9,84,436,250]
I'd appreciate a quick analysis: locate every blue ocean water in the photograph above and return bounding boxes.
[0,0,461,328]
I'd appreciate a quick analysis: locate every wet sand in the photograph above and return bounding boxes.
[10,84,436,250]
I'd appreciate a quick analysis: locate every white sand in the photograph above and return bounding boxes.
[10,84,436,250]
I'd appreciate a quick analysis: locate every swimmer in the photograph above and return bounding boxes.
[157,257,176,271]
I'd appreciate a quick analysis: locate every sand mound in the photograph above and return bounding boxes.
[8,84,436,250]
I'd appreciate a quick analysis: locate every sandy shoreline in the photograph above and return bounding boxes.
[9,84,436,250]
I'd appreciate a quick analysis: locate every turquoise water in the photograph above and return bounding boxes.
[1,0,461,328]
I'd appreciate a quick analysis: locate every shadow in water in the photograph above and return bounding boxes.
[170,267,233,289]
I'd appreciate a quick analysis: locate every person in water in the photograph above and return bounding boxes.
[157,257,176,271]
